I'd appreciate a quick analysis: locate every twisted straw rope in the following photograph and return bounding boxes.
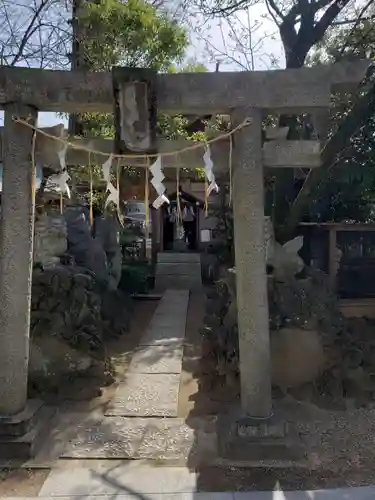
[12,116,252,162]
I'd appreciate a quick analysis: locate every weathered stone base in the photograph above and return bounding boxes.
[217,406,305,465]
[0,400,54,459]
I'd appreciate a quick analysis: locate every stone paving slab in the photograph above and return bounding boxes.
[128,345,184,374]
[139,325,186,347]
[145,320,187,332]
[150,316,188,327]
[157,263,203,274]
[158,252,201,263]
[107,288,188,417]
[234,489,375,499]
[138,288,189,347]
[61,416,217,462]
[148,320,187,332]
[38,465,197,496]
[33,477,375,500]
[154,300,188,309]
[5,496,232,500]
[150,313,187,325]
[160,290,190,303]
[5,484,375,500]
[155,275,201,291]
[164,290,189,297]
[154,305,188,315]
[150,310,188,323]
[9,495,233,500]
[4,489,375,499]
[162,288,190,295]
[105,373,180,417]
[154,300,188,310]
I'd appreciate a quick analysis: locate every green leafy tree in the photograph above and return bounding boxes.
[80,0,187,71]
[68,0,191,204]
[307,20,375,223]
[194,0,375,233]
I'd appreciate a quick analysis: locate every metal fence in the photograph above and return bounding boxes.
[299,224,375,299]
[337,230,375,298]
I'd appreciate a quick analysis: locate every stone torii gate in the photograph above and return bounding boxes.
[0,61,369,457]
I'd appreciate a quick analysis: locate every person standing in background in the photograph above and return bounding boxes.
[182,202,195,249]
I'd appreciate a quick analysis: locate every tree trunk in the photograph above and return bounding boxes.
[272,47,307,232]
[69,0,89,137]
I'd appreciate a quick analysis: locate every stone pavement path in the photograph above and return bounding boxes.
[5,289,375,499]
[60,288,218,463]
[3,464,375,499]
[2,461,373,498]
[106,288,188,417]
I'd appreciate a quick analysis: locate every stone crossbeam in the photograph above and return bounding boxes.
[0,60,369,114]
[65,138,321,170]
[0,130,321,170]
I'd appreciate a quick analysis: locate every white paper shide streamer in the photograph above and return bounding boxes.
[46,144,71,197]
[203,145,219,196]
[150,155,169,209]
[101,154,120,209]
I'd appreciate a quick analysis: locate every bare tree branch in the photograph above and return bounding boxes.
[332,14,375,25]
[264,0,282,27]
[11,0,50,66]
[0,0,72,69]
[312,0,353,46]
[338,0,375,56]
[265,0,285,22]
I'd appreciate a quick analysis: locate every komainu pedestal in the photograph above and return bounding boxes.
[217,405,305,465]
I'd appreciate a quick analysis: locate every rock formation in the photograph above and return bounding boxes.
[29,201,130,398]
[29,265,132,394]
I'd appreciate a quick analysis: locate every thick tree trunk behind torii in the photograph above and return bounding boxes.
[283,78,375,240]
[69,0,93,137]
[263,0,356,233]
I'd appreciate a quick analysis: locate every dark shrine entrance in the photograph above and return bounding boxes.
[162,189,203,252]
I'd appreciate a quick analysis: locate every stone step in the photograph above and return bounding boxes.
[157,262,202,275]
[155,255,202,291]
[155,274,202,291]
[157,252,201,263]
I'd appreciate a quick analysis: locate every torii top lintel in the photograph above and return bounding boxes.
[0,60,369,115]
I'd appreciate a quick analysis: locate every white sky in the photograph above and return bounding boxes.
[188,2,284,71]
[1,0,366,131]
[1,1,286,128]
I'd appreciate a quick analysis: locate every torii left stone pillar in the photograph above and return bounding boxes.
[0,104,48,460]
[231,106,272,418]
[0,104,37,416]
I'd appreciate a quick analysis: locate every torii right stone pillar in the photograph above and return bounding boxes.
[231,107,272,419]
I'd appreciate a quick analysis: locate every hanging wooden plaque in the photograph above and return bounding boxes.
[112,67,157,156]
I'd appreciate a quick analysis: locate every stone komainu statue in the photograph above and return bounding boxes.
[264,216,304,279]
